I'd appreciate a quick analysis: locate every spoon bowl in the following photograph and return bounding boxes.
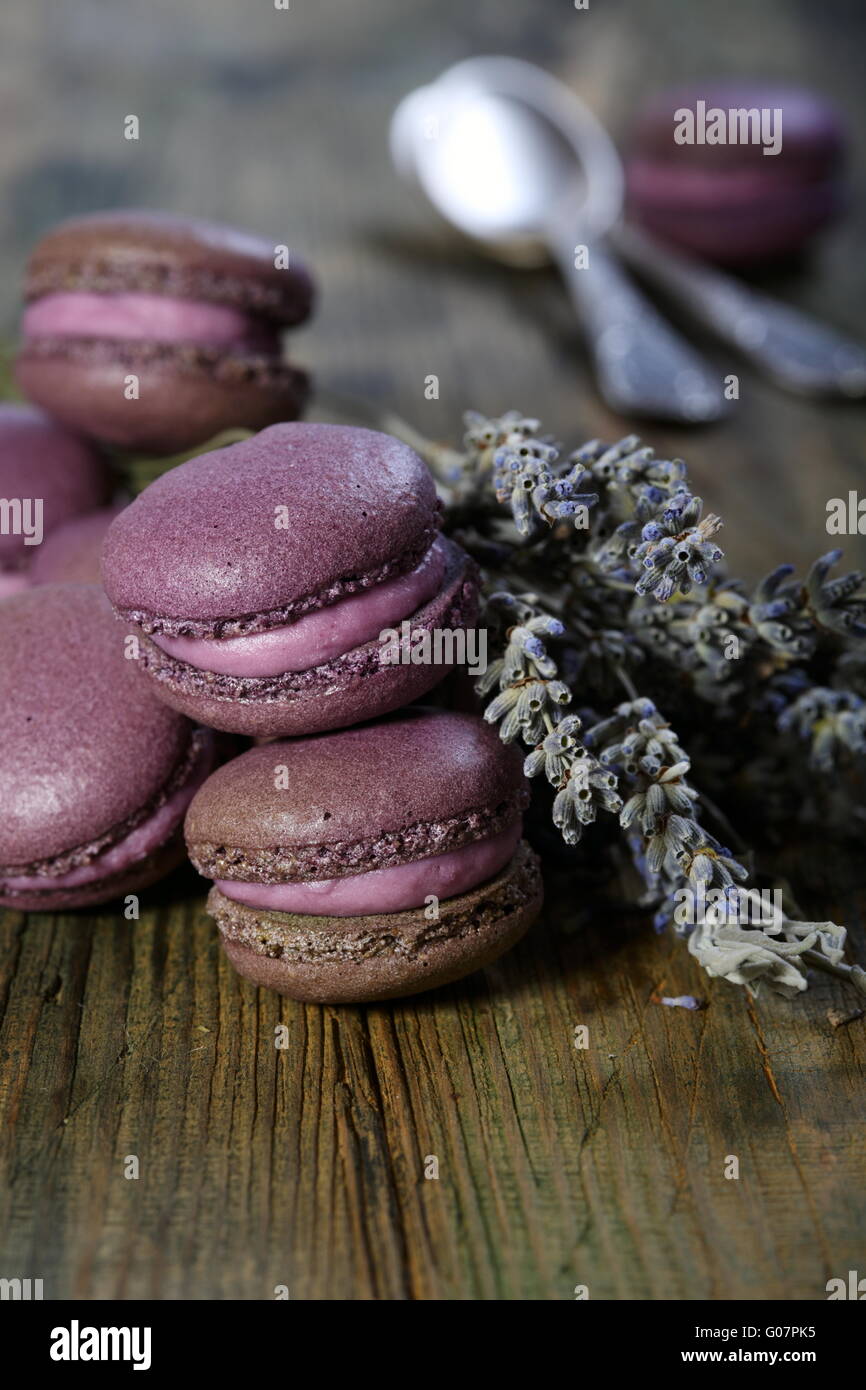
[392,85,575,265]
[391,57,726,422]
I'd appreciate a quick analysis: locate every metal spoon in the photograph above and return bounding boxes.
[391,58,726,423]
[611,221,866,399]
[392,56,866,410]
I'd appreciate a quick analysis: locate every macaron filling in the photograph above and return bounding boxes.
[23,292,280,353]
[149,536,447,676]
[1,729,214,892]
[214,819,523,917]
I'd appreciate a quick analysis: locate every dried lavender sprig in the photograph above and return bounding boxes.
[806,549,866,642]
[584,699,866,995]
[633,494,724,602]
[585,699,747,908]
[749,564,818,659]
[479,594,623,844]
[778,687,866,770]
[747,550,866,660]
[491,440,598,537]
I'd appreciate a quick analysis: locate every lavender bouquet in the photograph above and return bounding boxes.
[391,408,866,1001]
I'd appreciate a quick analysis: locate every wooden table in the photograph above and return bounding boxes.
[1,0,865,1300]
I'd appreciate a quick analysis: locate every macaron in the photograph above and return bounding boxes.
[0,403,112,596]
[625,82,846,264]
[0,584,214,910]
[101,422,479,737]
[29,506,120,586]
[15,210,314,455]
[185,709,543,1003]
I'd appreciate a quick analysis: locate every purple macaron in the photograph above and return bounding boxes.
[625,82,847,264]
[185,708,543,1003]
[0,404,113,595]
[101,422,479,737]
[15,210,314,455]
[0,584,214,910]
[29,506,121,586]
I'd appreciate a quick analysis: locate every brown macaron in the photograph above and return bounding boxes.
[15,210,314,455]
[185,709,543,1003]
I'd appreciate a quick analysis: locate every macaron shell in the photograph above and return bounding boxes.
[29,506,119,585]
[133,537,478,737]
[185,706,524,867]
[628,82,845,172]
[626,167,844,264]
[212,840,543,1003]
[15,344,310,456]
[102,423,441,624]
[0,584,193,866]
[0,833,186,912]
[24,210,314,326]
[0,403,112,566]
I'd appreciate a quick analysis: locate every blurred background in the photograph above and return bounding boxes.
[2,0,865,579]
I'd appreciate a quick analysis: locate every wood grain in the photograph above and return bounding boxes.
[1,0,865,1300]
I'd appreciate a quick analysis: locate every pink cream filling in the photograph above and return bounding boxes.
[215,819,523,917]
[2,732,214,891]
[151,536,447,677]
[23,292,278,350]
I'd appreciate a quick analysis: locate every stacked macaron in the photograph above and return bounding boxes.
[1,208,544,1002]
[184,710,542,1003]
[16,210,313,454]
[95,420,542,999]
[0,403,113,595]
[101,422,479,737]
[0,586,214,910]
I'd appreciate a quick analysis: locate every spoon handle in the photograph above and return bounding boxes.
[548,225,725,422]
[612,224,866,399]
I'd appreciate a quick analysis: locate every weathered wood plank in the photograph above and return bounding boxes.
[1,0,865,1302]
